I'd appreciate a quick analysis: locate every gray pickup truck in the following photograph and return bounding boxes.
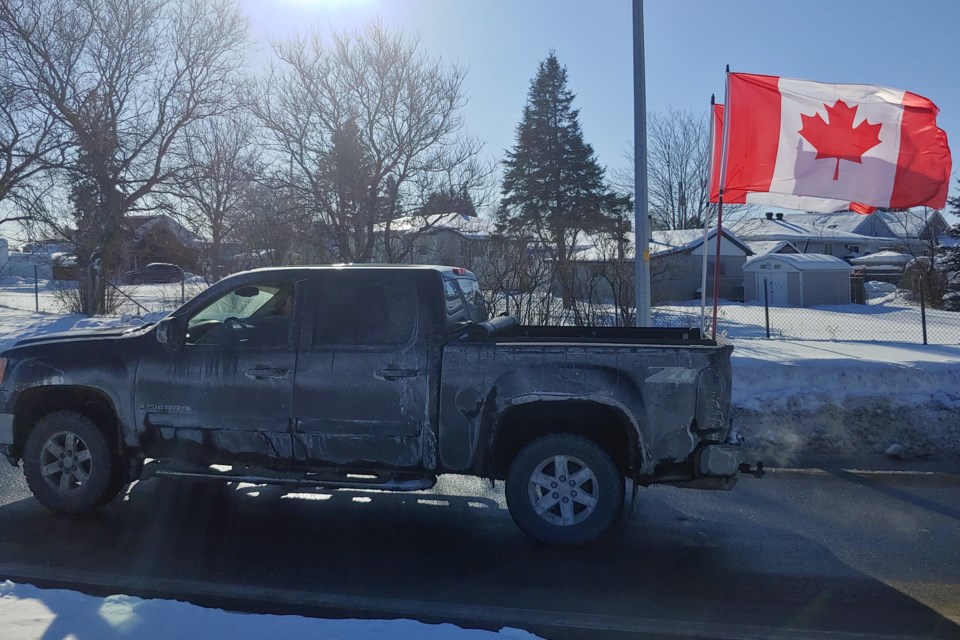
[0,265,754,544]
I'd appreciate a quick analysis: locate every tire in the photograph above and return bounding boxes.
[133,277,143,285]
[506,434,624,545]
[22,411,118,514]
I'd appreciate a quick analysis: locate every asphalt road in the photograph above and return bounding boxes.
[1,461,958,640]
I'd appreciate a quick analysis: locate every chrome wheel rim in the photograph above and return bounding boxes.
[527,454,598,526]
[39,431,93,493]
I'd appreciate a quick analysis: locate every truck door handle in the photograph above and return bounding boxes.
[375,368,422,381]
[245,365,289,380]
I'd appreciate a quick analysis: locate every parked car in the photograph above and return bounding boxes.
[0,265,753,544]
[120,262,184,284]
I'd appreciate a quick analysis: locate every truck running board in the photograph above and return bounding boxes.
[140,461,437,492]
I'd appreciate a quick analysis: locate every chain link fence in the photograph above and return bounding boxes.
[2,266,957,345]
[0,275,208,318]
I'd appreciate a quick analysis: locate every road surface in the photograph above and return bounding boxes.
[1,461,958,640]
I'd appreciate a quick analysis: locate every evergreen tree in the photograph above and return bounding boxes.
[942,179,960,310]
[421,187,477,217]
[500,53,629,307]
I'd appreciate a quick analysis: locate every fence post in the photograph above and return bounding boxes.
[917,274,928,345]
[33,265,39,312]
[181,275,185,305]
[763,277,771,339]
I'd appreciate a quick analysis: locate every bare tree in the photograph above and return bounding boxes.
[0,60,63,227]
[164,114,261,279]
[615,108,756,234]
[0,0,250,313]
[883,207,950,308]
[231,175,314,269]
[253,21,487,264]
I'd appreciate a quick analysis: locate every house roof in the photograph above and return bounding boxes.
[743,253,853,272]
[126,214,199,247]
[730,216,879,244]
[849,250,913,266]
[570,227,751,262]
[743,240,798,256]
[876,210,947,239]
[381,212,497,239]
[776,212,875,235]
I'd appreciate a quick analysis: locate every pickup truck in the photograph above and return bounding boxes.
[0,265,753,544]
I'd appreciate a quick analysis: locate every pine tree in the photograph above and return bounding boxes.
[500,53,629,308]
[942,180,960,310]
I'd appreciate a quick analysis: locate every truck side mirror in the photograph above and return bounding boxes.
[156,317,183,350]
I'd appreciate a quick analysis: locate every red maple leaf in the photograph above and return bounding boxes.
[798,100,882,180]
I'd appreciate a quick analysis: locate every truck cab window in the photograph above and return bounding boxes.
[186,283,295,347]
[313,276,416,347]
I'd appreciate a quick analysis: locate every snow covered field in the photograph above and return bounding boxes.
[0,581,540,640]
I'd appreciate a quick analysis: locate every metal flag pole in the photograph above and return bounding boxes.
[711,66,732,341]
[699,95,715,335]
[711,194,724,341]
[632,0,651,327]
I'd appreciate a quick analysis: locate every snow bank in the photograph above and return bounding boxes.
[0,581,541,640]
[732,340,960,463]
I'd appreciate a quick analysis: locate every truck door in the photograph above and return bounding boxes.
[292,270,430,468]
[134,277,303,463]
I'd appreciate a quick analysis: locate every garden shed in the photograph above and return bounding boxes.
[742,253,852,307]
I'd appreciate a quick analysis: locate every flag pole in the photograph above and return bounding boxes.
[699,95,715,336]
[712,66,732,341]
[711,194,724,341]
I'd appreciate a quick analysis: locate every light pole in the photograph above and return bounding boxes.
[632,0,651,326]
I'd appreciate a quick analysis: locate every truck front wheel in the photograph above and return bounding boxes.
[506,434,623,545]
[22,411,118,514]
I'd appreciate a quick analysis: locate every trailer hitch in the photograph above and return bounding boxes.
[739,461,765,478]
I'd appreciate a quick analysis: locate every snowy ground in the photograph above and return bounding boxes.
[0,581,539,640]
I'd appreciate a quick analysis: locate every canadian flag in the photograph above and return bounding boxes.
[709,73,952,213]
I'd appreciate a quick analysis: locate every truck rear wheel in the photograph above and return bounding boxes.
[506,434,623,545]
[22,411,118,514]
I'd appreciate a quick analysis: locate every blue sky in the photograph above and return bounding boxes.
[241,0,959,211]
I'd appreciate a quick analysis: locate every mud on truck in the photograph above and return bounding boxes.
[0,265,759,544]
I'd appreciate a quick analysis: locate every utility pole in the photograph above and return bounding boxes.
[633,0,651,326]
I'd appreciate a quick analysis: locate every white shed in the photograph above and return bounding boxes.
[742,253,852,307]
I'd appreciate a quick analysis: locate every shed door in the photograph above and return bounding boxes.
[758,272,788,306]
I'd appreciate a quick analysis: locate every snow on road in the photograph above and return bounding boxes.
[0,581,540,640]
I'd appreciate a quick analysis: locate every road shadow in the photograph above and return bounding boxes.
[0,476,957,639]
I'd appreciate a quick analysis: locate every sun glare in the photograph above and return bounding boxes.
[275,0,377,8]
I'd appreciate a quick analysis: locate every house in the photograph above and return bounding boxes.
[569,227,754,304]
[730,212,895,258]
[875,209,950,253]
[120,214,200,273]
[743,253,853,307]
[776,209,949,256]
[377,212,508,283]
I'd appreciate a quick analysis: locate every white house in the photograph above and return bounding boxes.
[731,212,895,258]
